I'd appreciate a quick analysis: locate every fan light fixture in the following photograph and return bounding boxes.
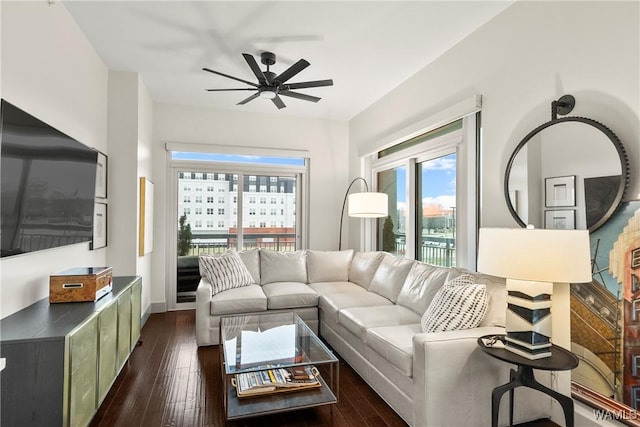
[259,90,277,100]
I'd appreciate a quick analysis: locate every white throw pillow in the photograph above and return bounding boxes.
[259,249,307,284]
[199,251,254,295]
[421,273,488,333]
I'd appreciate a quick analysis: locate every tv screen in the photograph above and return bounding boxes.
[1,100,98,257]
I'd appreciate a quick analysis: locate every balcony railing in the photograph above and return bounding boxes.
[392,234,456,267]
[187,233,297,255]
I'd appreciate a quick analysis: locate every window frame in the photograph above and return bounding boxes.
[166,143,309,310]
[368,113,479,269]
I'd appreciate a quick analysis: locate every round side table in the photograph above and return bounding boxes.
[477,334,579,427]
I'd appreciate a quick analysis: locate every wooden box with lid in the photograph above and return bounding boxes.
[49,266,113,303]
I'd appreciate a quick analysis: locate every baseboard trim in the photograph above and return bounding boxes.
[150,302,167,313]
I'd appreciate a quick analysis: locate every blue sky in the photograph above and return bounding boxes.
[395,153,456,208]
[171,152,305,166]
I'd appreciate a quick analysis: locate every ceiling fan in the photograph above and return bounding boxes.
[203,51,333,109]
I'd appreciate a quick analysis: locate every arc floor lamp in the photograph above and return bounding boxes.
[338,177,388,250]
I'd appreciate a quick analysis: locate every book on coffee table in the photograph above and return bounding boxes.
[233,366,321,398]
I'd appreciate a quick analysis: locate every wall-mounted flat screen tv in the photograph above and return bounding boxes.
[1,100,98,258]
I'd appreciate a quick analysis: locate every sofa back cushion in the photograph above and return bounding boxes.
[368,254,414,303]
[238,248,261,284]
[260,249,307,285]
[447,266,506,327]
[307,250,354,283]
[349,251,385,289]
[396,261,451,315]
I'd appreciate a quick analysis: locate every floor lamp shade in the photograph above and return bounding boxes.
[477,227,591,359]
[348,192,388,218]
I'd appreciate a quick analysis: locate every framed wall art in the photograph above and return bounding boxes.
[90,202,107,250]
[139,177,154,256]
[544,209,576,230]
[95,151,108,199]
[545,175,575,207]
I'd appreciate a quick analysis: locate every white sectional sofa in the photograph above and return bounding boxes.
[196,248,554,426]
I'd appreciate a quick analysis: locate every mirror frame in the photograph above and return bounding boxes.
[504,116,630,232]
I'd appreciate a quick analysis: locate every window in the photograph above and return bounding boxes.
[271,209,277,216]
[270,197,277,204]
[195,208,202,215]
[195,195,202,203]
[170,149,307,309]
[372,115,479,268]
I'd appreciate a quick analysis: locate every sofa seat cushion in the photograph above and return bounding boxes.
[210,284,267,315]
[262,282,319,309]
[319,290,392,323]
[308,281,359,296]
[366,324,421,377]
[338,305,421,341]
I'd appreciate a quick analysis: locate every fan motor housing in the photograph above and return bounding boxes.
[260,51,276,66]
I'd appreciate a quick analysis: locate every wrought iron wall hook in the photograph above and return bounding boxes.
[551,94,576,120]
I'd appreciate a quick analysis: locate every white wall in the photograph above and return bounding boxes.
[151,103,348,310]
[350,1,639,228]
[349,1,639,422]
[0,1,109,318]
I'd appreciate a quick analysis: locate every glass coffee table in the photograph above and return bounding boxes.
[220,312,339,421]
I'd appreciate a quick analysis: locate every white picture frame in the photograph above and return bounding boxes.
[545,209,576,230]
[91,202,107,250]
[545,175,575,207]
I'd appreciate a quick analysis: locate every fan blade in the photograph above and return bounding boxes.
[202,67,259,88]
[274,59,310,84]
[272,95,286,109]
[237,92,260,105]
[206,88,257,91]
[279,90,321,103]
[242,53,268,85]
[284,79,333,90]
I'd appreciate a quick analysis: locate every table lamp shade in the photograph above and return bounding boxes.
[477,227,591,359]
[347,192,388,218]
[477,228,592,284]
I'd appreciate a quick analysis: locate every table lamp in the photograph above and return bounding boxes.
[477,226,591,359]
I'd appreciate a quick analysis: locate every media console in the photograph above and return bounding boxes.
[0,276,142,427]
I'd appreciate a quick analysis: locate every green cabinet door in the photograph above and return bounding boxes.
[69,315,98,427]
[97,301,118,404]
[117,287,132,371]
[130,278,142,351]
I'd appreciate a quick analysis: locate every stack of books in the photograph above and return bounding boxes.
[233,366,320,397]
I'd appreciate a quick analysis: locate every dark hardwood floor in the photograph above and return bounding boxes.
[90,310,558,427]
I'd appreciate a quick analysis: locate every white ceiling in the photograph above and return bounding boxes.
[63,1,513,121]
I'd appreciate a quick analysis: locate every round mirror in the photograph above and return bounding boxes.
[505,117,629,232]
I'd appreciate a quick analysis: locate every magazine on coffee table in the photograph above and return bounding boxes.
[232,366,320,398]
